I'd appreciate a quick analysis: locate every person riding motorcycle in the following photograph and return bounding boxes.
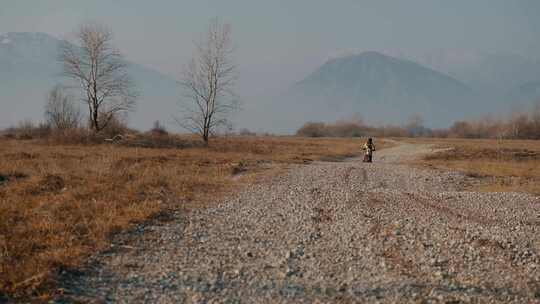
[362,138,376,163]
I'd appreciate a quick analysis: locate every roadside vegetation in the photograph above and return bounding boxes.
[298,102,540,140]
[409,138,540,195]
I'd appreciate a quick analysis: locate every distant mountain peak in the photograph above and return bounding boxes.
[299,51,469,91]
[284,50,478,128]
[337,50,386,58]
[328,51,393,64]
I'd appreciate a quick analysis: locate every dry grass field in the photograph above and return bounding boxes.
[0,135,388,299]
[408,138,540,195]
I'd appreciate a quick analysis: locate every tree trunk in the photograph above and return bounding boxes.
[203,127,209,144]
[92,110,100,132]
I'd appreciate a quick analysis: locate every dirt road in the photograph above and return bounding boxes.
[57,141,540,303]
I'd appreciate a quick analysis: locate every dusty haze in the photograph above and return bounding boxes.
[1,0,540,132]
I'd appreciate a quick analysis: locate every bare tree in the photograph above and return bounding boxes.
[60,23,136,133]
[44,85,81,129]
[177,18,238,143]
[532,100,540,139]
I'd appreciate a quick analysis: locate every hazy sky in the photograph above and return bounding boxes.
[1,0,540,97]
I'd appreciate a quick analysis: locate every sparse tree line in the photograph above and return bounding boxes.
[2,19,237,144]
[297,103,540,140]
[3,20,540,142]
[441,105,540,139]
[296,114,433,138]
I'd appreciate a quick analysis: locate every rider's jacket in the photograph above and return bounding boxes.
[363,143,375,156]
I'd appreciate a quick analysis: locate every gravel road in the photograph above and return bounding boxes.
[56,141,540,303]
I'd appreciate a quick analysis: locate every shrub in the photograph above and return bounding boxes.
[45,128,101,145]
[150,120,168,136]
[238,128,256,136]
[327,121,366,137]
[4,120,51,140]
[296,122,327,137]
[44,85,81,130]
[98,114,131,139]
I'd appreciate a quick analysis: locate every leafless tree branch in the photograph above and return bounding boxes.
[59,23,137,133]
[176,18,239,143]
[44,84,81,130]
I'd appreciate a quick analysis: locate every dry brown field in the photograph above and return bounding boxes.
[0,135,389,299]
[406,138,540,195]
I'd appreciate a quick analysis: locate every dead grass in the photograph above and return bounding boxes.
[0,135,389,300]
[407,138,540,195]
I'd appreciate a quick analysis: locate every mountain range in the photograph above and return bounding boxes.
[243,51,540,132]
[286,52,477,128]
[1,32,540,133]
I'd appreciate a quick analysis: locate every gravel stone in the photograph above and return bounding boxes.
[55,142,540,303]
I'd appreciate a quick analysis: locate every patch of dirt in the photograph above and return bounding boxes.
[318,154,356,162]
[231,161,249,176]
[464,172,487,178]
[425,147,540,161]
[0,172,29,185]
[30,175,65,195]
